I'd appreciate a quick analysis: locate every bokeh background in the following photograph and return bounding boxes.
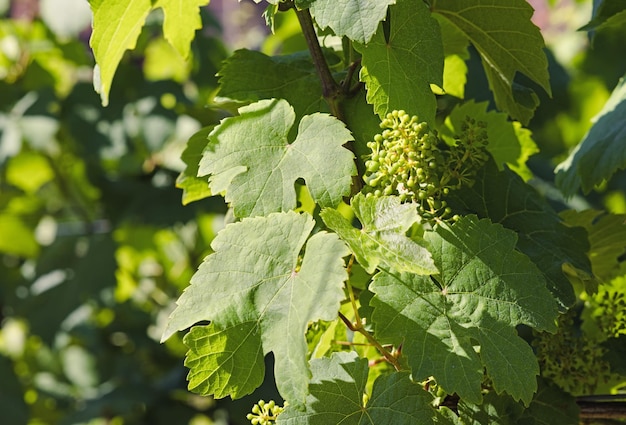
[1,0,625,424]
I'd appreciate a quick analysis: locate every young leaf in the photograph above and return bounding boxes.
[310,0,396,44]
[162,211,349,403]
[320,194,437,275]
[448,160,592,308]
[278,351,458,424]
[555,75,626,196]
[199,99,356,218]
[432,0,551,124]
[216,49,326,118]
[370,216,558,405]
[355,0,444,124]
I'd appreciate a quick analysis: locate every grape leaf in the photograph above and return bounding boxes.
[154,0,208,58]
[370,216,558,405]
[458,391,524,425]
[89,0,206,105]
[560,209,626,281]
[448,160,592,308]
[176,126,213,205]
[354,0,443,124]
[162,211,349,402]
[555,75,626,196]
[310,0,396,44]
[435,15,470,99]
[580,0,626,32]
[440,100,538,180]
[432,0,551,124]
[89,0,152,105]
[216,49,325,118]
[278,351,458,424]
[320,194,437,275]
[518,378,580,425]
[198,99,356,218]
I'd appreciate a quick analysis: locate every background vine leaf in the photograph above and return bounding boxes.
[355,0,443,124]
[370,216,558,405]
[555,74,626,196]
[320,194,437,275]
[432,0,551,124]
[278,351,458,425]
[560,209,626,281]
[89,0,207,106]
[163,211,349,402]
[448,160,592,308]
[310,0,396,44]
[199,98,356,218]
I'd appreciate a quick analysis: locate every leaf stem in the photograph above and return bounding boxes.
[294,7,343,119]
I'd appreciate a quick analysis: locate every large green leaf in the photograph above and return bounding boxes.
[198,99,356,218]
[320,194,437,275]
[278,351,458,424]
[310,0,396,44]
[370,216,558,405]
[555,75,626,196]
[163,211,349,403]
[216,49,325,118]
[354,0,443,124]
[89,0,207,105]
[448,160,591,308]
[432,0,551,124]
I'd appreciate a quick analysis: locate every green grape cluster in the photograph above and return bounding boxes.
[582,277,626,338]
[247,400,286,425]
[362,110,489,221]
[533,310,612,395]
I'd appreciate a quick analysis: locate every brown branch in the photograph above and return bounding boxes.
[294,7,343,119]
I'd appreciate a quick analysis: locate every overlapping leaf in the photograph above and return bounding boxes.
[448,160,592,308]
[320,194,437,275]
[580,0,626,32]
[355,0,443,124]
[278,351,458,424]
[310,0,396,44]
[433,0,551,124]
[198,99,356,218]
[560,209,626,281]
[162,211,349,403]
[459,379,579,425]
[176,126,213,205]
[89,0,207,105]
[370,216,558,405]
[216,50,326,119]
[555,75,626,196]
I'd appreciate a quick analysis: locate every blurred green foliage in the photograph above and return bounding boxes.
[1,0,626,424]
